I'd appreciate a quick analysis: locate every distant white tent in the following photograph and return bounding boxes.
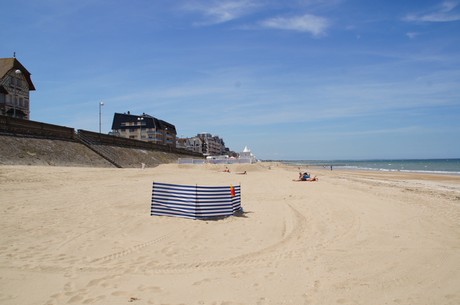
[239,146,257,163]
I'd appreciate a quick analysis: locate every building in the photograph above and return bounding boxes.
[176,136,203,153]
[0,57,35,119]
[111,112,176,147]
[183,136,204,154]
[197,133,227,156]
[238,146,257,163]
[179,133,233,156]
[175,137,188,150]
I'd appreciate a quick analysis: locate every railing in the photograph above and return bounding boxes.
[178,158,206,164]
[76,131,123,168]
[77,129,203,157]
[0,115,75,140]
[0,115,204,160]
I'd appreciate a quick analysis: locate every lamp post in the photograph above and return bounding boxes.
[13,69,21,118]
[99,101,104,133]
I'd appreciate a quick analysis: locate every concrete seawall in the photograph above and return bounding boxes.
[0,135,199,168]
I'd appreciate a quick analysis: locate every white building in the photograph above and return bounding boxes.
[238,146,257,163]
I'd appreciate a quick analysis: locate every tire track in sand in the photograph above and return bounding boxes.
[87,203,310,273]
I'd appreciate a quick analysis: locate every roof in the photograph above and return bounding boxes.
[111,112,176,133]
[158,119,176,133]
[0,58,36,91]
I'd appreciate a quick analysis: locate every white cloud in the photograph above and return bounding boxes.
[441,1,459,11]
[183,0,259,25]
[260,14,329,36]
[404,1,460,22]
[405,32,420,39]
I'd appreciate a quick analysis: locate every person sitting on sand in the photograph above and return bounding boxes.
[293,172,318,182]
[223,166,230,173]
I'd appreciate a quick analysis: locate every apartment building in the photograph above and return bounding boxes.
[111,112,176,147]
[196,133,227,156]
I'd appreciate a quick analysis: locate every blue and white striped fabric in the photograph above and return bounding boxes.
[151,182,242,219]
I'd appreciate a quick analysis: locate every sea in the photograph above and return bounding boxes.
[281,159,460,175]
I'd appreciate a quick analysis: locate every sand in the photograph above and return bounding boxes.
[0,163,459,305]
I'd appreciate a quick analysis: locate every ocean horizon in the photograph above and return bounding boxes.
[278,158,460,175]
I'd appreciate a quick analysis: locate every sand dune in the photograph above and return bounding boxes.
[1,164,459,305]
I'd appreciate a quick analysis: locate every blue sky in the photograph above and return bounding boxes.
[2,0,459,160]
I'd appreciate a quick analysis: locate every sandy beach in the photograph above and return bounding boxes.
[1,163,459,305]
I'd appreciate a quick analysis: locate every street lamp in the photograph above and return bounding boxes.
[99,101,104,133]
[13,69,21,118]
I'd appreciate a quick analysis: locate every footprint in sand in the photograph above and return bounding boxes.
[111,291,130,296]
[192,278,213,286]
[67,295,84,303]
[137,285,162,293]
